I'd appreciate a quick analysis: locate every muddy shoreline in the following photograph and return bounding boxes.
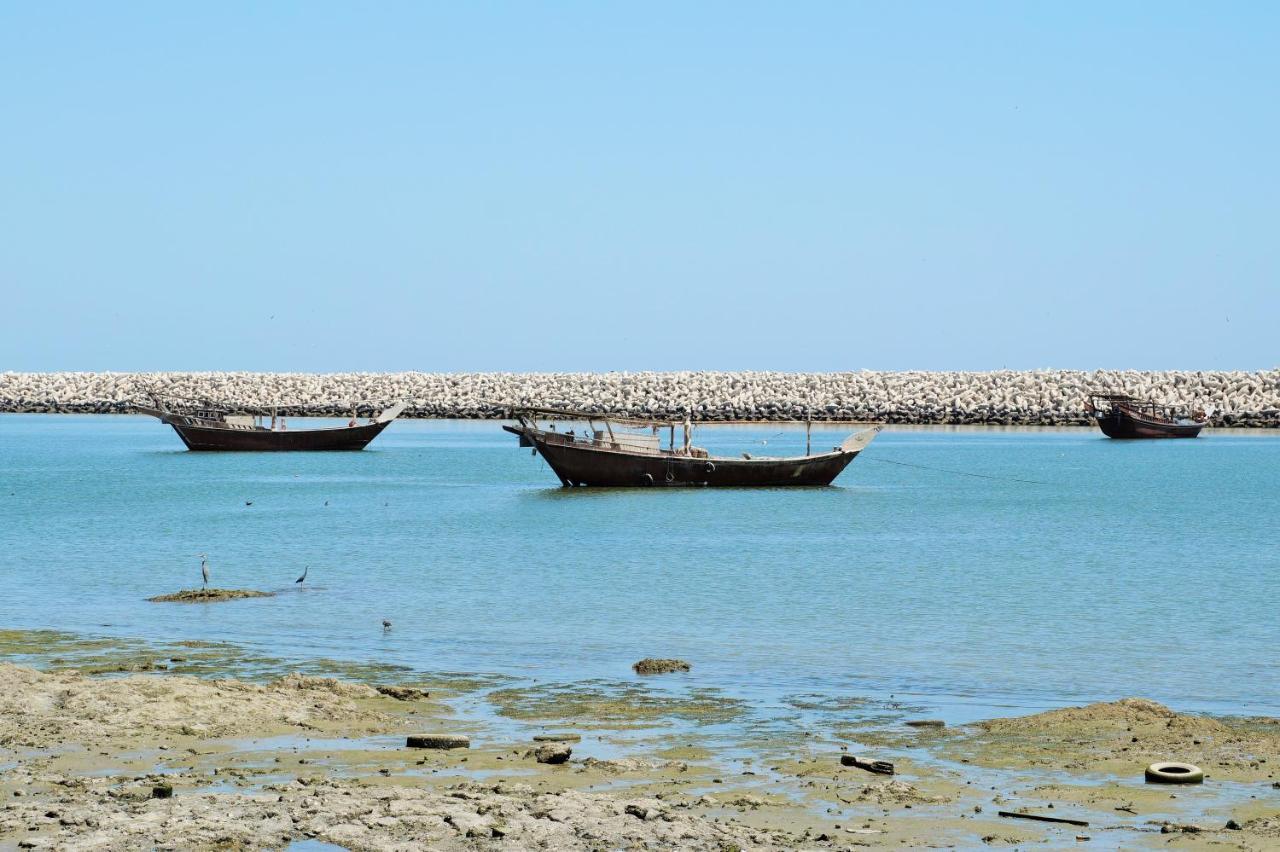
[2,630,1278,850]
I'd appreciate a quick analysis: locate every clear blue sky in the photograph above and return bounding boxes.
[1,2,1276,372]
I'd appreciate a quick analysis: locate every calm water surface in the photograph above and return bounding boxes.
[1,415,1277,719]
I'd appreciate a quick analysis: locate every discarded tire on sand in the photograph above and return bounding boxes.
[1145,762,1204,784]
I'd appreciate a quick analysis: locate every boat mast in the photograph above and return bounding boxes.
[806,404,812,457]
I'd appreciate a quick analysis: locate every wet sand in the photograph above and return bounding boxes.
[2,631,1278,850]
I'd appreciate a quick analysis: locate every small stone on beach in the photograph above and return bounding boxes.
[529,743,572,764]
[1161,822,1205,834]
[377,685,429,701]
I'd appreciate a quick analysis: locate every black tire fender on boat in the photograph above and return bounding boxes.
[704,462,715,473]
[640,473,654,486]
[1145,762,1204,784]
[664,470,675,483]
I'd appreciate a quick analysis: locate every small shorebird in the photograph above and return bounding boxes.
[382,619,392,631]
[200,554,209,589]
[295,566,309,584]
[245,500,253,506]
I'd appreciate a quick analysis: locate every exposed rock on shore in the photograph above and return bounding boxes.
[377,684,429,701]
[0,777,798,851]
[528,742,572,764]
[633,658,691,675]
[0,663,391,748]
[3,369,1277,426]
[949,697,1280,782]
[146,589,273,603]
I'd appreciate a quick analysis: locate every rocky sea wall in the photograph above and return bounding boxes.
[2,371,1278,426]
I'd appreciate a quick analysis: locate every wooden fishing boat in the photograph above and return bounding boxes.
[1085,393,1210,439]
[136,395,406,451]
[503,408,880,487]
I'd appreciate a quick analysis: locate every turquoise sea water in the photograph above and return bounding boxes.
[1,415,1277,720]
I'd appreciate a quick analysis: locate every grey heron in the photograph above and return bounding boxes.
[199,554,209,589]
[295,566,309,584]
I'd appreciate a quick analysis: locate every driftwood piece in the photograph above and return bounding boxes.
[840,754,894,775]
[998,810,1089,827]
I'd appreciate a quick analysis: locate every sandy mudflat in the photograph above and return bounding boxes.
[1,636,1279,850]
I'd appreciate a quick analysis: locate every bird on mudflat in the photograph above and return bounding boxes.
[199,554,209,589]
[382,619,392,631]
[295,566,309,584]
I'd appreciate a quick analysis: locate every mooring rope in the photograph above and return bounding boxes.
[864,456,1054,486]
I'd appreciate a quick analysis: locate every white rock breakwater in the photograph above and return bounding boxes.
[2,370,1278,426]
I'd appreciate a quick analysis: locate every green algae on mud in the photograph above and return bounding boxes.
[0,628,499,698]
[0,629,112,654]
[0,629,287,680]
[487,680,746,727]
[654,744,716,762]
[783,693,875,713]
[834,719,951,752]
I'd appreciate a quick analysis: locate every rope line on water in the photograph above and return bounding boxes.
[865,456,1055,486]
